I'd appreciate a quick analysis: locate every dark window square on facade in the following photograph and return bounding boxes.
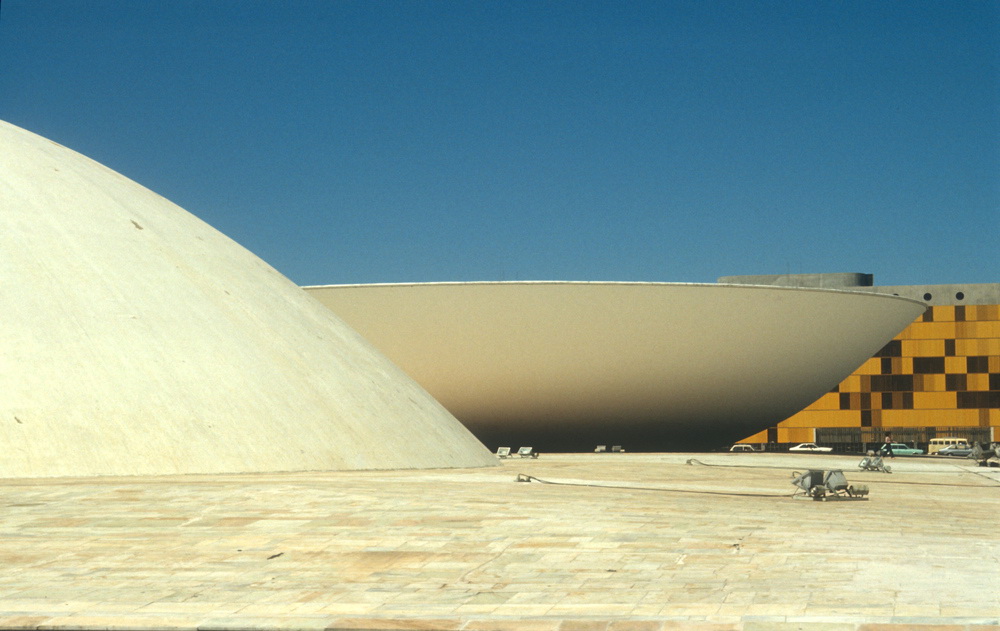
[957,391,1000,409]
[840,392,852,410]
[861,410,872,427]
[875,340,902,358]
[968,356,989,373]
[946,374,968,391]
[870,374,914,392]
[913,357,946,374]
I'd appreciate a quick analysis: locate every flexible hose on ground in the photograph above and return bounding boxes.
[515,473,794,498]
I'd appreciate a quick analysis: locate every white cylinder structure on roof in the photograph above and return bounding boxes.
[0,120,496,477]
[306,281,926,451]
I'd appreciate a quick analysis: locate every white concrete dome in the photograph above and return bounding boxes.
[0,120,496,477]
[306,281,927,451]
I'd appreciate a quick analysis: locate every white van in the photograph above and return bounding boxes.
[928,437,970,454]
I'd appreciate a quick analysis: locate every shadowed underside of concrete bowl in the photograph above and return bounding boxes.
[306,281,925,451]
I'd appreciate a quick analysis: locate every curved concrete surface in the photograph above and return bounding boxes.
[306,282,926,451]
[0,120,496,477]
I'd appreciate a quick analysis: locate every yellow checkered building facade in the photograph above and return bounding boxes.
[741,302,1000,448]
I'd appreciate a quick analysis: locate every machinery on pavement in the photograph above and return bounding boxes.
[971,442,1000,467]
[858,451,892,473]
[791,469,869,501]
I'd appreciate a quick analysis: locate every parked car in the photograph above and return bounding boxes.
[881,442,923,456]
[937,444,973,457]
[928,437,971,454]
[789,443,833,453]
[730,444,755,452]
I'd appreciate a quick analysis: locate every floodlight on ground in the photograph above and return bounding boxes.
[858,451,891,473]
[791,469,868,501]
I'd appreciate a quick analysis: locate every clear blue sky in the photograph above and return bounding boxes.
[2,1,997,286]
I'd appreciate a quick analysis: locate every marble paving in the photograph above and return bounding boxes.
[0,452,997,630]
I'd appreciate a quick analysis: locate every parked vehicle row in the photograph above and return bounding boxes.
[727,440,977,456]
[929,437,972,456]
[936,444,973,457]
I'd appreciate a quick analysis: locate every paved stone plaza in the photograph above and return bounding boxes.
[0,453,997,630]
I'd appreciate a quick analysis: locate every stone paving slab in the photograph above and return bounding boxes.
[0,453,997,630]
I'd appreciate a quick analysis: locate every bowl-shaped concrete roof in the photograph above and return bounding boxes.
[0,120,496,477]
[305,281,926,451]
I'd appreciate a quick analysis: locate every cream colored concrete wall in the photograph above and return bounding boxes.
[306,282,926,449]
[0,120,496,477]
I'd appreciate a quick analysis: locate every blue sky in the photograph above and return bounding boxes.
[2,1,997,286]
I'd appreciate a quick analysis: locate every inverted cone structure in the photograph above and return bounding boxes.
[307,281,927,451]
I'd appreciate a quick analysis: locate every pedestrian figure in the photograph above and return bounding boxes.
[882,433,895,458]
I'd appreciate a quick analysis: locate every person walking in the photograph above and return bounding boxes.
[882,433,895,458]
